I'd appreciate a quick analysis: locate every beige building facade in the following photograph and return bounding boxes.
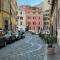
[49,0,60,45]
[43,0,51,34]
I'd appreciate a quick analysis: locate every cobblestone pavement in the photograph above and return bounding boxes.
[47,44,60,60]
[0,32,47,60]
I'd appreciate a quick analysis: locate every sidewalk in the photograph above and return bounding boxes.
[47,44,60,60]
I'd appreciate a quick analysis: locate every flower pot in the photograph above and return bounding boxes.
[48,47,55,55]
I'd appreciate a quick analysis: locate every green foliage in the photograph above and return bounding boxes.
[44,35,57,44]
[39,32,45,39]
[39,32,57,46]
[39,32,42,37]
[3,28,8,34]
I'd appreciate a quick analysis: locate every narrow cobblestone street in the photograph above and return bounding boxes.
[0,32,47,60]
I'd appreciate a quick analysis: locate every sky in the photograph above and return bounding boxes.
[16,0,43,6]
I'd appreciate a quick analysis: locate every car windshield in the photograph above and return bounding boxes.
[15,32,18,35]
[6,31,12,36]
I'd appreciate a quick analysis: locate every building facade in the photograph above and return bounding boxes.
[57,0,60,45]
[0,0,10,31]
[16,6,26,32]
[24,6,43,34]
[0,0,17,32]
[49,0,60,44]
[43,0,51,34]
[16,5,43,34]
[43,10,50,34]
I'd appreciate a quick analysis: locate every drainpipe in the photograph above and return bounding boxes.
[1,0,4,29]
[56,0,58,42]
[10,0,12,31]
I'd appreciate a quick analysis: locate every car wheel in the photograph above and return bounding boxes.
[14,36,16,41]
[15,36,16,40]
[12,36,16,42]
[9,37,12,43]
[4,42,6,47]
[17,37,19,40]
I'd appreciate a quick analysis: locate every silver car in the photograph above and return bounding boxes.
[15,31,22,40]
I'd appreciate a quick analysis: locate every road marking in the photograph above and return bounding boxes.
[25,37,33,43]
[20,45,42,55]
[0,45,42,58]
[0,35,46,59]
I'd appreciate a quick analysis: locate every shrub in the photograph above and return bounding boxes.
[44,35,57,45]
[39,32,45,39]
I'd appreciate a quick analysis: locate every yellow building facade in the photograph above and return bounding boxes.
[0,0,17,32]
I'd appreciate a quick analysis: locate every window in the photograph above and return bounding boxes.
[44,22,49,25]
[44,14,49,16]
[45,10,49,12]
[4,20,8,30]
[58,10,60,27]
[39,17,40,19]
[33,17,34,19]
[5,20,8,24]
[32,7,36,10]
[46,26,48,29]
[20,12,22,14]
[33,22,34,25]
[46,22,49,24]
[43,17,49,20]
[29,27,31,30]
[38,27,40,30]
[38,12,41,14]
[44,22,46,25]
[0,0,1,9]
[20,17,23,20]
[33,12,36,14]
[28,22,31,25]
[33,22,36,25]
[39,22,40,25]
[20,22,22,25]
[33,16,36,20]
[17,16,19,19]
[43,17,46,20]
[28,16,31,19]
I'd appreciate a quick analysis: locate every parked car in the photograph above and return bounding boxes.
[18,30,25,39]
[31,32,36,35]
[20,30,25,35]
[0,37,6,47]
[14,31,22,40]
[4,31,16,44]
[0,29,6,47]
[22,33,25,38]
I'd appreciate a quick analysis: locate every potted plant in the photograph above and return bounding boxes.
[45,35,57,55]
[39,32,45,39]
